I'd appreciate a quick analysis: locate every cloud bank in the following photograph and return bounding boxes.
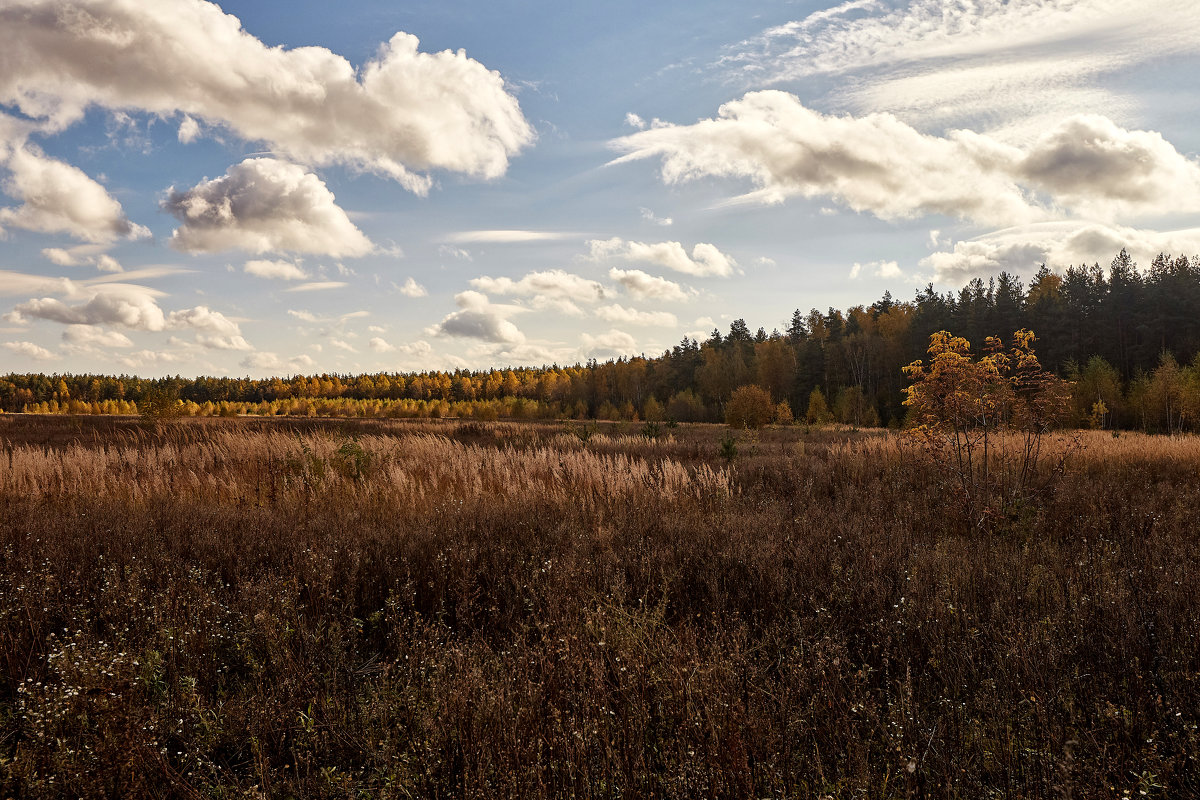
[0,0,533,192]
[611,92,1200,227]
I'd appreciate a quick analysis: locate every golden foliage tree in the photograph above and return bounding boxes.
[725,384,775,429]
[902,329,1074,523]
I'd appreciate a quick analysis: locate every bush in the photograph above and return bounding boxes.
[805,387,834,425]
[725,384,774,429]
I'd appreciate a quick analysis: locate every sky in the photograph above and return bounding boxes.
[1,0,1199,377]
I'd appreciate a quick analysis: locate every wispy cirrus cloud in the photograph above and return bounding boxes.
[445,229,577,244]
[721,0,1200,139]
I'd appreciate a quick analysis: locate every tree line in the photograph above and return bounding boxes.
[4,249,1200,432]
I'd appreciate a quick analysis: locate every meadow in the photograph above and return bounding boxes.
[1,415,1198,798]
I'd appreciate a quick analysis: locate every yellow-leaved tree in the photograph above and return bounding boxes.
[902,329,1074,525]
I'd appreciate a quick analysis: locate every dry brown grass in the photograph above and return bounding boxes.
[1,415,1198,798]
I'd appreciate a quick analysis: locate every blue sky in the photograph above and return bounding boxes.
[2,0,1199,376]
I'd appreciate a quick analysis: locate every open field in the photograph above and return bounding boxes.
[2,415,1199,798]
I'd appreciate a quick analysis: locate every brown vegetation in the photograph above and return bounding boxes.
[1,415,1198,797]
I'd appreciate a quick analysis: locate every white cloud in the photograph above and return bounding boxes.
[284,281,348,293]
[370,337,432,357]
[446,229,574,244]
[625,112,647,130]
[429,290,526,344]
[42,244,106,267]
[589,237,735,277]
[470,269,607,310]
[0,1,532,192]
[3,340,56,360]
[115,349,190,370]
[330,338,357,353]
[178,115,200,144]
[608,268,690,302]
[581,329,639,359]
[11,285,170,330]
[239,352,283,372]
[594,304,678,327]
[95,254,123,273]
[63,324,133,348]
[639,207,672,226]
[368,337,395,353]
[922,222,1200,283]
[244,259,308,280]
[194,333,251,351]
[0,270,75,297]
[286,308,365,326]
[289,354,316,371]
[165,158,373,256]
[610,92,1200,227]
[396,277,428,297]
[0,144,147,242]
[723,0,1200,137]
[850,260,904,280]
[1014,116,1200,220]
[437,244,473,261]
[9,283,252,350]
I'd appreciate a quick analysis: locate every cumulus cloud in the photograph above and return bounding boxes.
[470,269,606,314]
[95,254,123,273]
[611,92,1200,227]
[369,337,395,353]
[239,352,283,372]
[581,329,639,359]
[177,115,200,144]
[639,207,672,226]
[429,290,526,344]
[244,259,308,280]
[62,324,133,348]
[0,0,532,192]
[594,304,678,327]
[165,158,373,256]
[589,237,735,277]
[849,260,904,280]
[369,337,433,357]
[3,340,56,360]
[608,268,690,302]
[8,282,252,350]
[11,285,170,330]
[396,277,428,297]
[0,144,147,242]
[922,222,1200,283]
[1013,116,1200,219]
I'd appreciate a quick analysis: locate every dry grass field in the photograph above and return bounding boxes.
[1,415,1198,798]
